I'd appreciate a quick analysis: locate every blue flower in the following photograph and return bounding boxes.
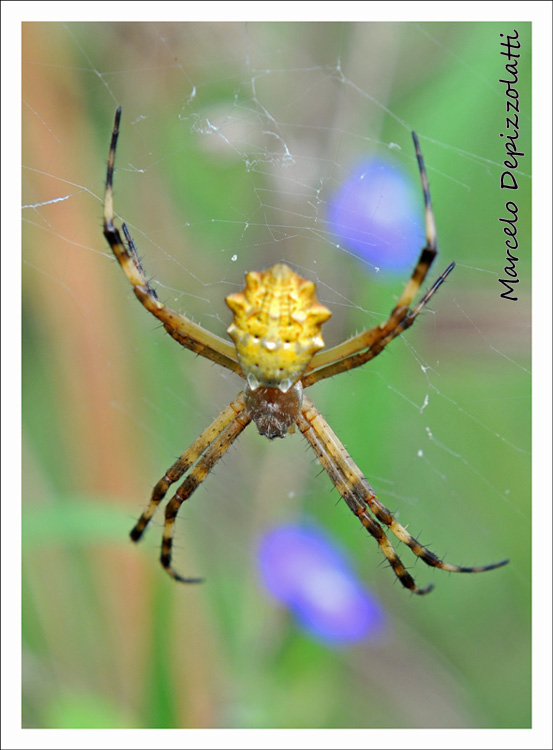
[258,523,385,645]
[326,158,423,272]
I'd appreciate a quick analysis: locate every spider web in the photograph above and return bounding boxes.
[18,15,541,734]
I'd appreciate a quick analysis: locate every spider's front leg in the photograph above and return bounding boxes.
[130,393,251,583]
[296,401,432,594]
[160,409,251,582]
[297,397,508,594]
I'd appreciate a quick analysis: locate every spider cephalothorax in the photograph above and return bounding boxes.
[103,107,508,593]
[243,380,304,439]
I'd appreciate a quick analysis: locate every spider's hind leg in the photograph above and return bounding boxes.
[121,223,159,301]
[102,107,244,377]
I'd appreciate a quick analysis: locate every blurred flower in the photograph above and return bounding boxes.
[326,158,423,272]
[258,523,385,645]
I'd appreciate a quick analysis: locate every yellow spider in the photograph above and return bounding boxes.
[103,107,508,594]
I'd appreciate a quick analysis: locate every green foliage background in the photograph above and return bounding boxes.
[22,22,531,730]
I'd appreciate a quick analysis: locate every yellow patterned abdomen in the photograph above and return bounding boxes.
[226,263,331,391]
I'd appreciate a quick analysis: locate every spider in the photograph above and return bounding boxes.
[103,107,508,594]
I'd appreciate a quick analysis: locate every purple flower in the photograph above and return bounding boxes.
[258,523,385,645]
[326,158,423,272]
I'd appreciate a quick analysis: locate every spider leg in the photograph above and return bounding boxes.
[130,393,247,542]
[103,107,243,377]
[160,405,251,583]
[303,132,451,388]
[303,262,454,387]
[298,397,508,593]
[302,263,455,388]
[297,402,432,594]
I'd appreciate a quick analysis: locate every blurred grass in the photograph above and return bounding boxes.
[22,22,531,729]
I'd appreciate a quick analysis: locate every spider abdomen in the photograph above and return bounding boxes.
[226,263,331,391]
[244,380,303,439]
